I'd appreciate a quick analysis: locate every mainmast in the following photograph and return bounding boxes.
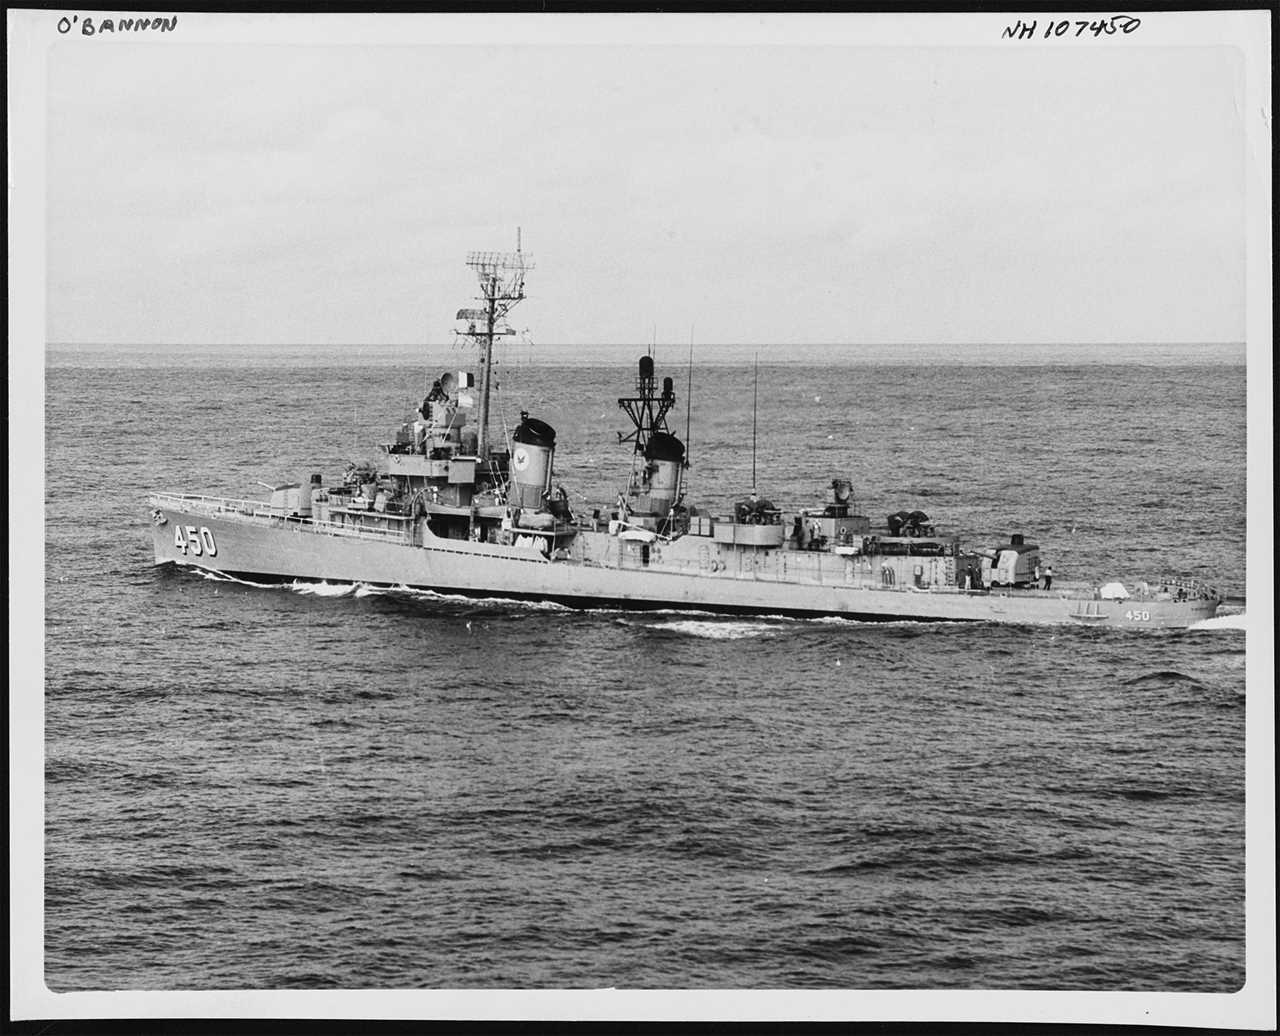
[617,353,676,462]
[459,233,532,459]
[617,353,688,530]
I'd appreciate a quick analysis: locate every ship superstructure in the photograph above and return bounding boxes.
[616,353,688,537]
[148,242,1224,629]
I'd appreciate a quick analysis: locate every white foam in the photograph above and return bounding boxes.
[649,619,785,640]
[384,585,572,611]
[1190,612,1248,632]
[290,580,358,598]
[196,570,278,590]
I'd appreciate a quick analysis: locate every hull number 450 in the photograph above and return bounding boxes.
[174,525,217,557]
[1124,609,1151,621]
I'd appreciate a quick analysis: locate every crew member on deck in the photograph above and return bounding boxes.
[794,514,809,550]
[1043,565,1054,591]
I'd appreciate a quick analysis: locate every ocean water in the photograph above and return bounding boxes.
[43,343,1247,991]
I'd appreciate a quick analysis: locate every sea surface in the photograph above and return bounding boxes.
[42,342,1248,991]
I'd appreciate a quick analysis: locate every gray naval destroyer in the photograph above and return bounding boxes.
[149,243,1224,630]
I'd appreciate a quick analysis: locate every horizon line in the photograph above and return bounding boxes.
[45,339,1247,349]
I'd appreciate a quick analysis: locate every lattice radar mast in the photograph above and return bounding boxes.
[617,353,687,525]
[456,231,533,458]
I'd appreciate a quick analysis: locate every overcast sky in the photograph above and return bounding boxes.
[45,30,1246,347]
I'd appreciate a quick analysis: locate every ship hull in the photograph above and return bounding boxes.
[149,503,1221,629]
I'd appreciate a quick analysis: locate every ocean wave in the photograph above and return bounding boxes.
[383,585,573,611]
[645,619,788,640]
[196,570,278,590]
[196,570,388,601]
[1190,612,1247,632]
[289,580,359,598]
[1122,670,1207,689]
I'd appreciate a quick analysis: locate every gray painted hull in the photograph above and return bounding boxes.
[149,499,1221,629]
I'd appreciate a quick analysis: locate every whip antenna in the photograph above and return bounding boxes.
[683,330,694,502]
[751,352,759,493]
[685,329,694,457]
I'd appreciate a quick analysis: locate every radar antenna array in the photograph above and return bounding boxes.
[456,232,535,458]
[464,249,534,324]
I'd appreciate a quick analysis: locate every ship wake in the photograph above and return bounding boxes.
[639,618,789,640]
[197,571,379,599]
[1189,612,1247,632]
[384,585,574,611]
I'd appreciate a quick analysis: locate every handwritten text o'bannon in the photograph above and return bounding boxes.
[57,14,177,36]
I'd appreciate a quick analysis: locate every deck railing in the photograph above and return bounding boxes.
[151,492,275,518]
[149,492,413,544]
[1152,575,1221,600]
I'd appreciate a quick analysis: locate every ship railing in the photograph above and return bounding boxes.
[1123,575,1220,601]
[1151,575,1221,601]
[297,518,414,544]
[150,492,275,517]
[149,492,414,544]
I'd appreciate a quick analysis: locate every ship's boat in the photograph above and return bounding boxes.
[147,241,1226,630]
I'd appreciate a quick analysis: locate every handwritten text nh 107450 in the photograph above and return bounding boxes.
[57,14,177,36]
[1001,15,1140,40]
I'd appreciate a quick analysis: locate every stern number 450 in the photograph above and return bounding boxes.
[174,524,218,557]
